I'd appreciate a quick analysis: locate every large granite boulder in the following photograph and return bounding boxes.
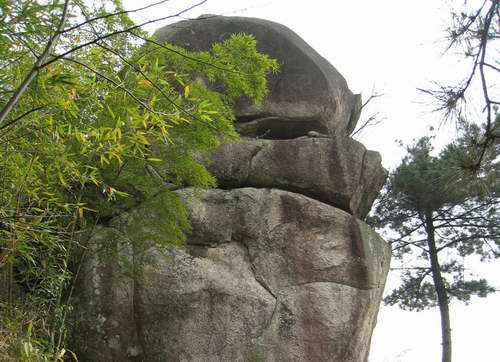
[207,136,385,218]
[155,15,361,136]
[71,188,390,362]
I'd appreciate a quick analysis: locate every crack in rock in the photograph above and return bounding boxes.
[241,241,279,337]
[246,144,264,184]
[281,280,378,291]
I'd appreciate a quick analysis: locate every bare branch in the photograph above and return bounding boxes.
[390,267,432,271]
[351,89,384,137]
[473,1,497,169]
[391,238,429,253]
[351,113,383,138]
[41,0,208,69]
[482,62,500,73]
[62,0,173,34]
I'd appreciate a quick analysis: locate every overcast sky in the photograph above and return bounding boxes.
[122,1,499,361]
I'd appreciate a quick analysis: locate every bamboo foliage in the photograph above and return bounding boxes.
[0,1,278,359]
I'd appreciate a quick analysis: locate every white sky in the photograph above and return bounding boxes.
[122,1,499,361]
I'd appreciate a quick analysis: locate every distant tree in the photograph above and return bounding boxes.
[420,0,499,171]
[0,0,278,359]
[370,125,499,362]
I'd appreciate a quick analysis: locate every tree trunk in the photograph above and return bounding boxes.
[425,214,452,362]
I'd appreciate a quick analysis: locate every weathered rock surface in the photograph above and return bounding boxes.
[154,15,386,217]
[71,15,390,362]
[207,136,385,218]
[72,188,390,361]
[155,15,361,136]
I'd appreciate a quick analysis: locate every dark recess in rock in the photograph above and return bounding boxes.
[235,116,327,139]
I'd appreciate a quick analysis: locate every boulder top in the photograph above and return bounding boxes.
[155,15,361,135]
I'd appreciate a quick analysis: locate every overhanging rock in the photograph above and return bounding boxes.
[207,136,385,218]
[155,15,362,136]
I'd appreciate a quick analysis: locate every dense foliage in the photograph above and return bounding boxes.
[371,123,498,362]
[0,0,278,359]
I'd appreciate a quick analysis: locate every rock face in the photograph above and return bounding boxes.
[207,136,385,218]
[72,189,389,361]
[71,16,390,362]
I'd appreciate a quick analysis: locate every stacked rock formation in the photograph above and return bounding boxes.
[71,16,390,362]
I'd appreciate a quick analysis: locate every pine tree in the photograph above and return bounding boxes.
[371,124,499,362]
